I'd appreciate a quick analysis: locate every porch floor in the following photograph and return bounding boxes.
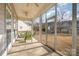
[7,38,59,56]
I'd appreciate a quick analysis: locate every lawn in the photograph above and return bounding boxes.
[34,31,79,55]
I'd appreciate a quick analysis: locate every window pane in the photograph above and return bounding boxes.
[33,17,40,42]
[47,6,55,49]
[56,3,72,55]
[6,8,12,47]
[41,13,46,44]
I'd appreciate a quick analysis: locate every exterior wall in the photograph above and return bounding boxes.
[18,20,32,32]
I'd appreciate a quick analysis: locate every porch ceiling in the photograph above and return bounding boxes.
[7,3,55,21]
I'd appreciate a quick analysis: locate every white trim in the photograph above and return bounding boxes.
[55,50,65,56]
[2,38,16,56]
[2,49,7,56]
[2,42,12,56]
[7,38,16,51]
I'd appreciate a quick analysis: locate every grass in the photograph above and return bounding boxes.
[34,31,79,55]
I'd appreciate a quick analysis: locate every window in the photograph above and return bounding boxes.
[6,8,12,47]
[56,3,72,55]
[46,6,55,49]
[33,17,40,41]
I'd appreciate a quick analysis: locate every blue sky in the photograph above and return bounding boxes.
[48,3,79,18]
[77,4,79,17]
[34,3,79,23]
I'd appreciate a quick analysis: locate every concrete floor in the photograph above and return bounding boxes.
[7,38,60,56]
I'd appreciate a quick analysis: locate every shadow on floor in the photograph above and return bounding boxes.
[8,46,45,55]
[8,39,60,56]
[12,42,39,47]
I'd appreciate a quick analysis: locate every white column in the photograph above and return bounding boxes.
[45,13,48,45]
[72,3,77,56]
[16,19,18,40]
[39,16,42,43]
[14,19,17,40]
[31,20,34,36]
[31,20,34,42]
[54,4,57,50]
[11,14,14,43]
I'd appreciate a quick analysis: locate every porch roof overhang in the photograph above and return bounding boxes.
[7,3,55,21]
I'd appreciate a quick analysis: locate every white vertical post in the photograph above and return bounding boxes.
[45,13,48,45]
[39,16,42,43]
[31,20,34,36]
[14,19,17,40]
[16,19,18,40]
[11,14,14,43]
[72,3,77,56]
[54,3,57,50]
[31,20,34,42]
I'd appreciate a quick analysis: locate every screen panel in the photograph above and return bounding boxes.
[46,6,55,49]
[33,17,40,42]
[56,3,72,55]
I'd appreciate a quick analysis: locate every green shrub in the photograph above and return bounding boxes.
[24,31,32,41]
[18,32,25,38]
